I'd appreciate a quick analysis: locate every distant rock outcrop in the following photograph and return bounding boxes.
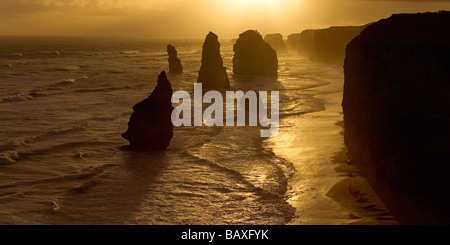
[343,11,450,224]
[297,30,315,57]
[197,32,230,89]
[233,30,278,77]
[264,33,287,53]
[298,26,366,63]
[286,33,301,52]
[122,71,174,151]
[167,44,183,73]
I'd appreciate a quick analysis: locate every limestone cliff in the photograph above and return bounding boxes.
[299,26,366,63]
[286,33,301,52]
[343,11,450,224]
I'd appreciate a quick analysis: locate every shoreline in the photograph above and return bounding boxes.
[327,146,398,225]
[268,82,397,224]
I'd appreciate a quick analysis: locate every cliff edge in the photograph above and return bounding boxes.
[343,11,450,224]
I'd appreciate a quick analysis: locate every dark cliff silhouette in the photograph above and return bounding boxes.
[122,71,174,151]
[343,11,450,224]
[264,33,287,53]
[197,32,230,89]
[299,26,366,63]
[233,30,278,77]
[167,44,183,73]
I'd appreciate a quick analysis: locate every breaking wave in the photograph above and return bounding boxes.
[0,93,34,103]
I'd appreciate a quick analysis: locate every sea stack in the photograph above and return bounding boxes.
[286,33,301,52]
[233,30,278,77]
[167,44,183,73]
[122,71,174,151]
[343,11,450,224]
[264,33,287,53]
[197,32,230,89]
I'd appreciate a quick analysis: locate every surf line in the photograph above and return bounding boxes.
[171,83,279,137]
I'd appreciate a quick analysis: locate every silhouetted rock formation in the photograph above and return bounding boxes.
[343,11,450,224]
[297,30,315,57]
[197,32,230,89]
[298,26,366,63]
[122,71,174,151]
[233,30,278,77]
[167,44,183,73]
[264,33,287,53]
[286,33,301,52]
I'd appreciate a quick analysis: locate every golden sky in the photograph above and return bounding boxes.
[0,0,449,38]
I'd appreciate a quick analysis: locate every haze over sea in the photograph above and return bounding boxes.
[0,36,394,224]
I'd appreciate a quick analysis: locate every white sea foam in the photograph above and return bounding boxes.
[54,76,88,86]
[55,65,80,71]
[55,79,76,86]
[0,138,28,150]
[0,93,34,103]
[0,151,19,165]
[76,76,88,82]
[0,37,357,225]
[121,50,140,55]
[41,51,60,55]
[6,53,23,57]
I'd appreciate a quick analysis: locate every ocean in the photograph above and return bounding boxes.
[0,36,395,225]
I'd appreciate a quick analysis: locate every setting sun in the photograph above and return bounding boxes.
[229,0,281,8]
[0,0,448,37]
[220,0,294,14]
